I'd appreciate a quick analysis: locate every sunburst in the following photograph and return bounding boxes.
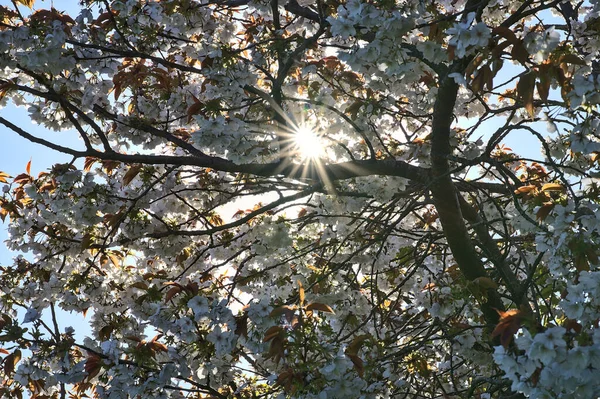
[293,123,324,160]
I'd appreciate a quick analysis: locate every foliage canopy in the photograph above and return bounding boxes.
[1,0,600,398]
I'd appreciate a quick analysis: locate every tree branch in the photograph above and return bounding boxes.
[429,66,504,325]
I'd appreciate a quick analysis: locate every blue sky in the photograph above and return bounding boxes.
[0,0,83,264]
[0,1,91,342]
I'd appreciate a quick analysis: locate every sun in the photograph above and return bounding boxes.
[293,124,324,160]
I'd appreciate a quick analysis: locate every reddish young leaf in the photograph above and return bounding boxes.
[491,309,523,348]
[122,164,142,187]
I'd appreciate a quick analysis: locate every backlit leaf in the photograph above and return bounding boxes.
[0,171,11,183]
[15,0,35,9]
[298,280,305,306]
[536,202,555,221]
[305,302,335,314]
[541,183,565,192]
[491,309,522,348]
[517,72,536,118]
[263,325,284,342]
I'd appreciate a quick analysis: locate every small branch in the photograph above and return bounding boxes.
[0,117,86,157]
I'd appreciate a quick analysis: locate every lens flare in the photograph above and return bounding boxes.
[294,124,324,160]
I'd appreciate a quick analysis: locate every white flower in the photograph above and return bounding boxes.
[328,17,357,38]
[527,327,566,365]
[469,22,491,47]
[23,307,41,323]
[188,296,210,321]
[447,14,490,58]
[514,328,533,351]
[100,340,120,361]
[206,324,236,356]
[564,346,589,372]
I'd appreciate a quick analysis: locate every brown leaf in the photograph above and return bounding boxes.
[84,354,103,381]
[164,286,182,303]
[536,64,552,102]
[148,335,168,353]
[234,313,249,338]
[122,164,142,186]
[471,68,486,94]
[0,80,15,101]
[345,100,363,119]
[99,325,114,341]
[108,252,121,267]
[305,302,335,314]
[492,26,520,44]
[511,41,530,65]
[111,80,123,101]
[130,281,149,290]
[15,0,35,9]
[270,305,296,318]
[298,281,305,306]
[428,22,443,43]
[263,325,284,342]
[575,254,590,272]
[347,354,364,377]
[4,349,21,376]
[585,247,599,265]
[81,234,94,250]
[484,65,495,91]
[187,99,204,123]
[209,213,224,226]
[105,211,123,228]
[345,334,370,356]
[275,369,294,391]
[267,336,286,363]
[491,309,522,348]
[536,202,555,221]
[559,54,586,66]
[0,171,11,183]
[564,318,583,333]
[465,55,486,78]
[447,45,455,61]
[517,72,536,118]
[491,40,512,60]
[84,157,98,172]
[514,184,537,194]
[541,183,565,192]
[12,173,31,185]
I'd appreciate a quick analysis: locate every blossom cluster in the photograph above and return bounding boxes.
[1,0,600,398]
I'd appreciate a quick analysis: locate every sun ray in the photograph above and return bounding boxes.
[293,123,325,160]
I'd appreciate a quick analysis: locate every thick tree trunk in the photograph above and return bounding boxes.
[429,74,504,325]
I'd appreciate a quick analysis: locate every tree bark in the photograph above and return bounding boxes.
[429,74,504,325]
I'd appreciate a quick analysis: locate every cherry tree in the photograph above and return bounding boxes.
[1,0,600,397]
